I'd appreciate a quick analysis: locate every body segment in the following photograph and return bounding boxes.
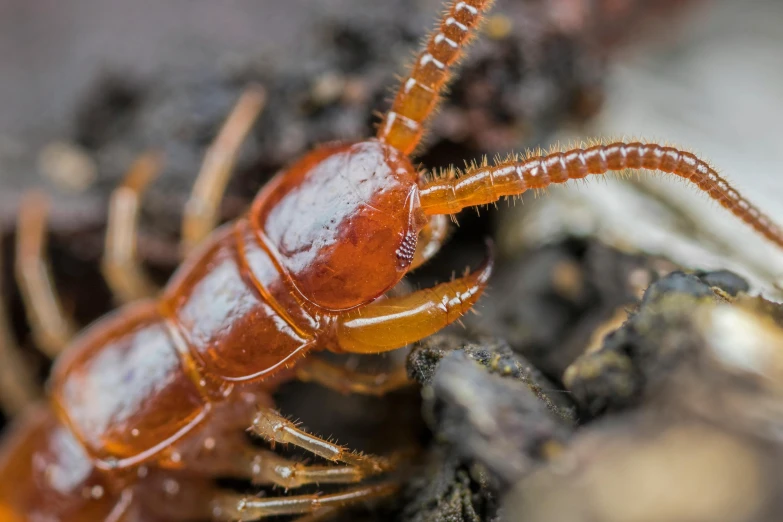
[0,216,313,520]
[0,408,127,522]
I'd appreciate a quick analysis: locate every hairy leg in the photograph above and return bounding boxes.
[250,408,393,475]
[138,392,398,521]
[155,388,385,489]
[212,482,399,522]
[135,469,397,522]
[169,428,372,491]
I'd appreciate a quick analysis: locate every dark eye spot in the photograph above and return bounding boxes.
[395,230,418,269]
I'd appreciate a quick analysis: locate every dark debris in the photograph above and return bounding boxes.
[402,261,783,522]
[399,454,500,522]
[503,268,783,522]
[464,238,658,379]
[563,269,747,419]
[426,352,569,486]
[408,335,573,486]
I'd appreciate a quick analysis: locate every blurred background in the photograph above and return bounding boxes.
[546,0,783,290]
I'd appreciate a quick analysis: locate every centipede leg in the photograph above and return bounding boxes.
[232,448,376,489]
[181,86,266,254]
[250,409,393,475]
[170,431,377,491]
[102,152,162,304]
[135,469,395,522]
[211,482,400,522]
[15,192,75,357]
[295,358,411,396]
[0,236,40,414]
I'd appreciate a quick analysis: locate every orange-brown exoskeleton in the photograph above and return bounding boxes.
[3,1,783,521]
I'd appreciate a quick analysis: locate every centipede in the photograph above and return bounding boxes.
[2,1,782,521]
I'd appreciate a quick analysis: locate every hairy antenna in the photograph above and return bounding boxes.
[377,0,495,156]
[419,141,783,249]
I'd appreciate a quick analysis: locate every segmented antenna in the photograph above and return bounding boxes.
[419,141,783,250]
[377,0,495,156]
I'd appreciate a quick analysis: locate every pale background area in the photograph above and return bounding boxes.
[506,0,783,293]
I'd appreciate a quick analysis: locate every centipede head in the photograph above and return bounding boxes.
[250,139,426,311]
